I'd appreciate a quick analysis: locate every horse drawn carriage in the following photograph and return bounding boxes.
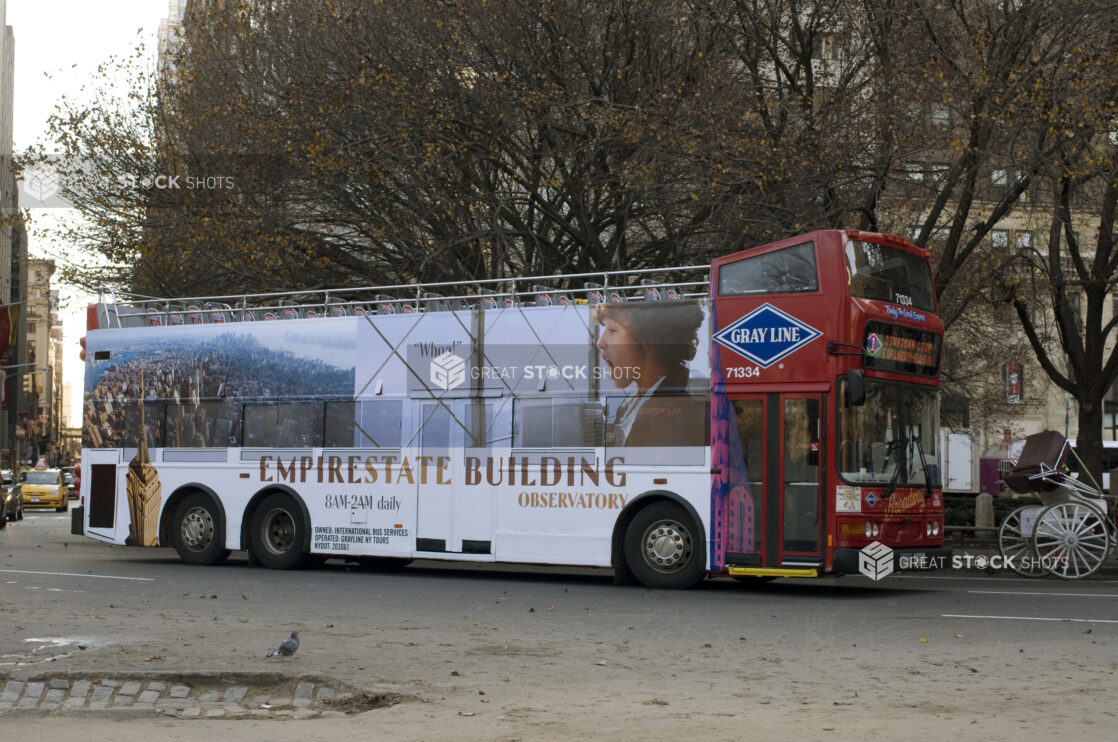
[997,430,1117,579]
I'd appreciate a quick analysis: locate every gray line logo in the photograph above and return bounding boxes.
[858,541,895,581]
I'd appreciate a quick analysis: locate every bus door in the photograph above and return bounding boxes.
[414,399,495,558]
[779,394,824,564]
[83,449,124,543]
[727,393,823,567]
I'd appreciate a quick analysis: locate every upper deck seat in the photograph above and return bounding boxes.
[374,294,396,315]
[532,285,573,307]
[204,302,234,324]
[142,302,167,327]
[278,300,305,320]
[421,292,450,312]
[165,303,187,326]
[100,304,149,328]
[477,288,500,310]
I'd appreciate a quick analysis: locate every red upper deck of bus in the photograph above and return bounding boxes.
[710,229,942,393]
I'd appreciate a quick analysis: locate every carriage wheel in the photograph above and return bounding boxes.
[1032,502,1112,579]
[997,505,1046,578]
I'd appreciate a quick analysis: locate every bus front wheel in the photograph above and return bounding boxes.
[171,492,231,566]
[250,493,309,570]
[623,501,704,589]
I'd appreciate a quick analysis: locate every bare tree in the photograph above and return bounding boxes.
[35,0,1118,473]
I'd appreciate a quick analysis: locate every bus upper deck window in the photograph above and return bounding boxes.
[718,242,818,296]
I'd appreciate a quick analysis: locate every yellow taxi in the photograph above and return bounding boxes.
[19,463,69,512]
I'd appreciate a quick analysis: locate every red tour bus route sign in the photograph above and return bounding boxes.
[863,321,940,377]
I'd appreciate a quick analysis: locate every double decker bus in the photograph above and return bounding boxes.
[74,229,948,588]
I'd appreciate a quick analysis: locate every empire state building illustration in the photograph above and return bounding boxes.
[126,375,162,546]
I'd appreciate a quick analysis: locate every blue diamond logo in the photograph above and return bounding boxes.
[712,303,822,368]
[865,493,878,507]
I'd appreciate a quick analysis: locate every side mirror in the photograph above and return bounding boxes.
[847,369,865,406]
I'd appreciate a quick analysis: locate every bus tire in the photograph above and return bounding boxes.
[250,493,309,570]
[171,492,231,566]
[623,501,704,589]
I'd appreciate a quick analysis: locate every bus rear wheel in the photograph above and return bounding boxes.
[171,492,231,565]
[250,493,309,570]
[623,501,704,589]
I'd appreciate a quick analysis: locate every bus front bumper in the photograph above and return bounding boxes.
[833,546,953,577]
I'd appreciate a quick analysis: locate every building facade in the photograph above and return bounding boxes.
[25,259,58,463]
[0,0,25,469]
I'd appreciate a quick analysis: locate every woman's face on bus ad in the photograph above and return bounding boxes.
[597,316,644,389]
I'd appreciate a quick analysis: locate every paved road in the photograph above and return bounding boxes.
[3,512,1117,648]
[1,511,1116,740]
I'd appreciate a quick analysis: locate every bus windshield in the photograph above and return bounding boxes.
[845,240,935,311]
[839,380,938,488]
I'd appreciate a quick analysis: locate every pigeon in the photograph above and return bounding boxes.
[265,630,300,658]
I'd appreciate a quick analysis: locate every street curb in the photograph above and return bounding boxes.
[0,673,408,718]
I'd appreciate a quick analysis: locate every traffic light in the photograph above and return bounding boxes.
[79,336,87,361]
[22,372,42,395]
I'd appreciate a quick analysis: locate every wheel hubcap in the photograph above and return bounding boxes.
[261,508,296,556]
[643,520,692,574]
[181,507,214,551]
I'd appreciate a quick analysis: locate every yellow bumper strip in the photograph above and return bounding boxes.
[727,567,819,578]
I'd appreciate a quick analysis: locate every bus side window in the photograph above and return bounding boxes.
[514,399,553,447]
[419,403,452,451]
[324,401,356,447]
[513,399,603,448]
[356,400,402,447]
[124,402,165,449]
[465,402,509,447]
[244,402,320,447]
[165,402,241,447]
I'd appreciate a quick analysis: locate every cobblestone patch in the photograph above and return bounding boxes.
[0,674,402,719]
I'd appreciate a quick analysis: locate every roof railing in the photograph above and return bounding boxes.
[95,265,711,329]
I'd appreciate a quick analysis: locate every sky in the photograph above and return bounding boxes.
[7,0,172,426]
